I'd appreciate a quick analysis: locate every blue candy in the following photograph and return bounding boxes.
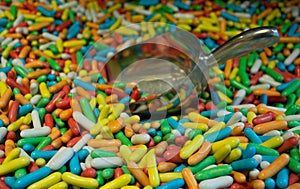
[231,158,259,171]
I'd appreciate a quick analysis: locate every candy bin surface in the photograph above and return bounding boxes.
[0,1,300,189]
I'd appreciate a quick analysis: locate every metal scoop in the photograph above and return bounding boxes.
[104,26,279,119]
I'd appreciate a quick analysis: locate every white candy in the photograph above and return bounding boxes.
[228,122,244,130]
[131,134,150,144]
[32,109,41,128]
[91,157,123,169]
[0,127,7,141]
[199,176,233,189]
[282,131,294,140]
[1,37,12,45]
[72,134,92,152]
[85,154,93,168]
[58,1,78,9]
[284,115,300,121]
[284,48,300,65]
[13,14,24,27]
[30,94,41,105]
[46,147,74,170]
[232,89,246,105]
[263,130,281,136]
[0,150,4,158]
[73,111,95,131]
[20,126,51,138]
[42,32,60,41]
[230,104,256,109]
[253,154,262,164]
[250,59,262,74]
[259,75,281,87]
[249,168,260,180]
[250,83,271,90]
[260,161,270,169]
[227,112,243,125]
[0,72,7,81]
[133,8,152,16]
[39,42,55,51]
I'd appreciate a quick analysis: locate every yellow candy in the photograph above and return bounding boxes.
[107,3,122,13]
[211,137,240,153]
[61,8,69,21]
[109,18,122,31]
[124,115,140,124]
[121,186,140,189]
[36,158,46,167]
[159,172,183,182]
[268,60,277,69]
[35,16,54,23]
[147,149,160,187]
[229,67,239,79]
[28,172,62,189]
[0,81,7,95]
[24,94,32,101]
[188,112,209,122]
[100,174,132,189]
[51,0,58,10]
[149,14,161,22]
[217,91,233,104]
[3,147,21,164]
[56,39,64,53]
[181,122,208,131]
[39,82,51,98]
[99,105,110,121]
[260,136,284,148]
[48,181,68,189]
[225,30,242,36]
[205,122,225,135]
[120,145,132,163]
[0,29,7,37]
[7,116,24,131]
[239,143,248,150]
[177,24,191,31]
[213,144,231,163]
[23,113,32,125]
[129,145,147,162]
[62,172,98,188]
[0,156,30,176]
[63,40,86,48]
[180,135,204,159]
[2,45,13,58]
[178,18,193,25]
[224,147,242,163]
[23,14,37,20]
[296,97,300,105]
[197,24,220,32]
[4,10,14,20]
[247,111,257,125]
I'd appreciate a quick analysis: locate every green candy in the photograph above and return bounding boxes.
[102,168,114,180]
[230,79,252,94]
[18,136,47,147]
[188,156,216,174]
[282,80,300,96]
[248,143,279,156]
[261,65,283,82]
[80,97,96,123]
[35,136,52,150]
[195,164,232,181]
[91,149,118,158]
[115,131,132,146]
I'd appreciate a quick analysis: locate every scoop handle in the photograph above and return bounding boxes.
[210,26,280,66]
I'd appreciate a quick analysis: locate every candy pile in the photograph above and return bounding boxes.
[0,0,300,189]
